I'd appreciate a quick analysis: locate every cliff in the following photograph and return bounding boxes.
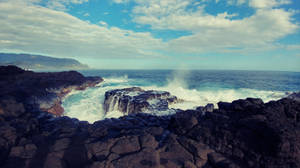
[0,66,299,168]
[0,65,103,116]
[0,53,89,70]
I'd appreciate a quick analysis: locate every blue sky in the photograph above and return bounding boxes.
[0,0,300,71]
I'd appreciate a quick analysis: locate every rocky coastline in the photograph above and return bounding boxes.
[0,66,300,168]
[0,65,103,116]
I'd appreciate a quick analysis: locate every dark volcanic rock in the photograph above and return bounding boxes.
[0,65,103,116]
[196,103,214,115]
[103,87,180,115]
[0,66,299,168]
[288,92,300,102]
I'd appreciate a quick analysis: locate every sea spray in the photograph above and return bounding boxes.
[62,76,131,123]
[62,70,293,123]
[166,69,190,89]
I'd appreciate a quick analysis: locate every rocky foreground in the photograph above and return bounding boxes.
[0,66,300,168]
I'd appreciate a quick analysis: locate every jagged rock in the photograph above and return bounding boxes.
[51,138,71,152]
[168,110,199,134]
[86,139,117,161]
[0,66,300,168]
[0,124,17,145]
[111,147,160,168]
[0,137,10,165]
[0,65,103,116]
[196,103,214,115]
[111,136,140,154]
[9,144,37,159]
[0,98,25,117]
[44,152,67,168]
[287,92,300,102]
[103,87,180,115]
[140,134,158,149]
[0,65,25,76]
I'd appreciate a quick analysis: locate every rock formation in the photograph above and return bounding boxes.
[0,66,299,168]
[287,92,300,102]
[0,65,103,116]
[103,87,180,115]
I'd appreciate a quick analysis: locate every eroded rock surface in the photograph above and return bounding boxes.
[1,97,300,168]
[103,87,180,115]
[0,66,300,168]
[0,65,103,116]
[288,92,300,102]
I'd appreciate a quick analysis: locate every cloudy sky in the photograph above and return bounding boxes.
[0,0,300,71]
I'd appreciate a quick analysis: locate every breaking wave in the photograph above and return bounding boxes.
[143,73,288,110]
[62,73,289,123]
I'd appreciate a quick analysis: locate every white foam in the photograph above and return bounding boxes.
[103,75,129,83]
[148,99,160,105]
[126,91,140,97]
[105,110,124,119]
[62,73,288,123]
[62,79,131,123]
[142,74,288,110]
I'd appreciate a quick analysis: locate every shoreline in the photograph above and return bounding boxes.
[0,65,103,117]
[0,65,300,168]
[42,78,103,116]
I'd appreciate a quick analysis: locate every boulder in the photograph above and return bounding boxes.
[103,87,180,115]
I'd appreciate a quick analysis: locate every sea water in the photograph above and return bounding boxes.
[62,70,300,123]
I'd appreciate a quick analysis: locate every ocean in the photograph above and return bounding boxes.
[62,70,300,123]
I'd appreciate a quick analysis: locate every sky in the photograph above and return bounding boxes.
[0,0,300,71]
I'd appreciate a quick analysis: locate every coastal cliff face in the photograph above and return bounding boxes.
[0,53,89,70]
[0,66,300,168]
[0,65,103,116]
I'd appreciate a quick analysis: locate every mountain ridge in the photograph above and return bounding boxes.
[0,53,89,70]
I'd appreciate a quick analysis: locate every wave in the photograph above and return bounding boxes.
[62,75,289,123]
[62,80,130,123]
[103,75,129,83]
[142,72,288,110]
[142,79,288,110]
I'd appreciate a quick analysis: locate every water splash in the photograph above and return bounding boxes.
[62,73,289,123]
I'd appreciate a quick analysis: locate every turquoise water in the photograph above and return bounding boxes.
[62,70,300,122]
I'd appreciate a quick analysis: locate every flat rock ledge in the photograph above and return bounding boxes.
[0,66,300,168]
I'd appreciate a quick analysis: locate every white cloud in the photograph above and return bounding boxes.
[99,21,108,26]
[127,0,298,53]
[0,0,89,10]
[45,0,89,10]
[112,0,129,4]
[0,0,89,11]
[237,0,246,5]
[249,0,291,9]
[0,2,165,59]
[0,0,41,4]
[1,0,299,62]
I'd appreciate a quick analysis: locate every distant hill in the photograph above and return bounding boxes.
[0,53,89,70]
